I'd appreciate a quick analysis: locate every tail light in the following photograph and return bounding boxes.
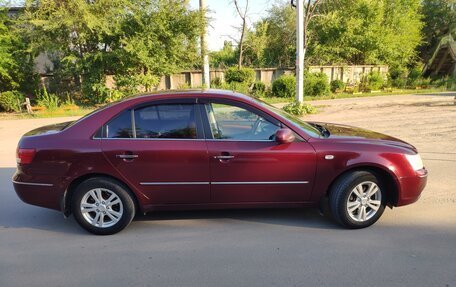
[16,148,36,164]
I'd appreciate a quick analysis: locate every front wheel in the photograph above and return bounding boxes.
[72,177,136,235]
[329,171,386,229]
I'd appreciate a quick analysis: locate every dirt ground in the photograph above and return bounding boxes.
[0,93,455,287]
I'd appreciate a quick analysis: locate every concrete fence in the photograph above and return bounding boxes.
[151,65,389,90]
[105,65,389,91]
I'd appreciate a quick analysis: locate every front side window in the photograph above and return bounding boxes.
[135,104,197,139]
[205,103,280,141]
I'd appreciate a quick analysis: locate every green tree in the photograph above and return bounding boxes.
[260,3,296,67]
[21,0,201,103]
[0,8,19,92]
[210,41,237,68]
[0,8,36,94]
[310,0,423,68]
[243,21,269,67]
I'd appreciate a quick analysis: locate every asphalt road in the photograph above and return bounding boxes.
[1,93,455,287]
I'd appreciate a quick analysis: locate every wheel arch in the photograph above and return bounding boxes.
[62,173,141,217]
[325,165,400,208]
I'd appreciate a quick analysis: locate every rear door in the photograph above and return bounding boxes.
[200,99,316,203]
[101,99,210,205]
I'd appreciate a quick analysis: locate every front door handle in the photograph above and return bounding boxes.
[213,155,234,160]
[116,154,139,159]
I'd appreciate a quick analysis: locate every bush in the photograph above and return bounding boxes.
[0,91,24,112]
[388,66,407,88]
[272,75,296,98]
[361,71,384,91]
[305,72,330,97]
[225,67,255,85]
[211,77,223,88]
[283,101,317,116]
[432,76,456,90]
[368,71,384,90]
[37,88,60,111]
[330,79,346,93]
[251,81,266,98]
[228,82,250,95]
[407,67,422,88]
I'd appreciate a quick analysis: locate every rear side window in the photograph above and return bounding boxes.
[106,110,133,138]
[135,104,196,139]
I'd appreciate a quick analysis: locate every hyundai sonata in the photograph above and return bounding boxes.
[13,90,427,234]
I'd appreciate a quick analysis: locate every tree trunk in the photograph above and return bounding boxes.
[238,19,246,69]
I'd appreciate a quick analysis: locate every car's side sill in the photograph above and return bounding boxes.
[139,181,309,185]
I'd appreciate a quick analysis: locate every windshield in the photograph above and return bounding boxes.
[257,99,322,138]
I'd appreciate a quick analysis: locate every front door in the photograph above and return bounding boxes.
[201,100,316,203]
[101,101,210,205]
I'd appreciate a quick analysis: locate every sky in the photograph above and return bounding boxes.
[189,0,274,51]
[5,0,276,51]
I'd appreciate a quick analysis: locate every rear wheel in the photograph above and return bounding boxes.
[72,177,136,235]
[329,171,386,229]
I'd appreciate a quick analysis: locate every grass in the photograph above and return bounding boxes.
[259,88,448,105]
[0,107,94,120]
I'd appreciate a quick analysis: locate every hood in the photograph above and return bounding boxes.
[309,122,417,152]
[24,121,73,137]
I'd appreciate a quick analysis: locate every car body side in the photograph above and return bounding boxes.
[13,90,427,215]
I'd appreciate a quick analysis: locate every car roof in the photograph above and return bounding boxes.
[121,89,256,104]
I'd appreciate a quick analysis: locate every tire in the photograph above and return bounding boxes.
[72,177,136,235]
[329,171,386,229]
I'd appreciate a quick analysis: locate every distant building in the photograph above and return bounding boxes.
[423,31,456,78]
[423,3,456,78]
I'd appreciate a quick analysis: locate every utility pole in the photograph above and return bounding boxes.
[296,0,304,103]
[200,0,210,88]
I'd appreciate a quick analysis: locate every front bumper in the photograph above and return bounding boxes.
[396,168,428,206]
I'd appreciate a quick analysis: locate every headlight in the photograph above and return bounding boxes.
[405,154,424,171]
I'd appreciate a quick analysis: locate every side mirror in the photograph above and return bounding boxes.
[275,128,295,144]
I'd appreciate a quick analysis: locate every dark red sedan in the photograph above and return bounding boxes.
[13,90,427,234]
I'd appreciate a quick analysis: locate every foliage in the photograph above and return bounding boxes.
[387,65,406,88]
[0,9,19,92]
[432,76,456,90]
[253,3,296,67]
[224,67,255,85]
[21,0,202,103]
[305,72,330,97]
[211,77,223,87]
[406,66,423,88]
[310,0,423,68]
[283,101,317,116]
[210,41,237,68]
[36,87,60,111]
[238,0,423,68]
[361,71,384,91]
[330,79,346,93]
[420,0,456,61]
[0,9,37,94]
[228,82,250,95]
[243,21,270,67]
[0,90,24,112]
[272,75,296,98]
[250,81,266,98]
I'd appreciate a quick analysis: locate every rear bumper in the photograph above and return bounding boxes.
[396,168,428,206]
[12,172,62,211]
